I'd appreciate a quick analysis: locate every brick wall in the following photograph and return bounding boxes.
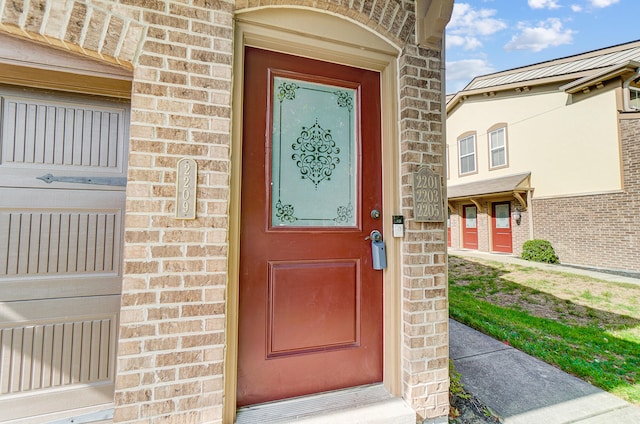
[533,113,640,272]
[0,1,450,423]
[110,2,234,422]
[449,209,460,248]
[477,201,490,251]
[511,205,529,256]
[399,43,449,419]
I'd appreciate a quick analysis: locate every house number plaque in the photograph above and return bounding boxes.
[176,158,197,220]
[412,166,443,222]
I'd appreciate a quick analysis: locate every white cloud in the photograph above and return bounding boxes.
[446,35,482,51]
[446,59,495,93]
[504,18,575,52]
[447,3,507,51]
[528,0,561,9]
[589,0,619,7]
[572,0,618,11]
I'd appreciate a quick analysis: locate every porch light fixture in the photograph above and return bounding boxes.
[513,208,522,226]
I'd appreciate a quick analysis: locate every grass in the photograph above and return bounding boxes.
[449,255,640,406]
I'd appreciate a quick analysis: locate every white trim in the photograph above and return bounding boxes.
[0,32,131,80]
[533,189,625,200]
[48,408,114,424]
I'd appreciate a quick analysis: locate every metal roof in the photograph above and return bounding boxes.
[447,172,531,199]
[464,40,640,91]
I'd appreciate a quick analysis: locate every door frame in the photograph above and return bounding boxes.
[227,8,401,422]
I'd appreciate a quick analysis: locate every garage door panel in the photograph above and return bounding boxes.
[0,92,126,169]
[0,383,114,423]
[1,210,120,275]
[0,276,121,302]
[0,296,118,391]
[0,296,118,422]
[0,83,127,420]
[0,89,128,191]
[0,188,123,300]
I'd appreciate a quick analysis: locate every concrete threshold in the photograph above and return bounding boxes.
[235,384,416,424]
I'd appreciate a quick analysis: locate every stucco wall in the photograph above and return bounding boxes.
[533,113,640,272]
[0,1,450,423]
[448,113,640,272]
[446,87,622,198]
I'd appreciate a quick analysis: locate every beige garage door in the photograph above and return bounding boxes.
[0,85,128,422]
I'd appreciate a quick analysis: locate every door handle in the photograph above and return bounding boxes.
[366,230,386,270]
[366,230,383,242]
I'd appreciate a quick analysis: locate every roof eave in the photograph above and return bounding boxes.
[559,60,640,94]
[446,72,593,113]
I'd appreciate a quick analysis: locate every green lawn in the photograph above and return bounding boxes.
[448,255,640,406]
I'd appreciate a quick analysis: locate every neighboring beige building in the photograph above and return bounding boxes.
[446,40,640,273]
[0,1,453,423]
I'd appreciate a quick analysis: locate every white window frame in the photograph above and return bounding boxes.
[629,87,640,111]
[488,125,508,169]
[458,133,477,176]
[446,145,450,179]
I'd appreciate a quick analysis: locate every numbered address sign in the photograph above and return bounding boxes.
[412,166,443,222]
[176,158,197,220]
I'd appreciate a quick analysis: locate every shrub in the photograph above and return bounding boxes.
[521,239,559,264]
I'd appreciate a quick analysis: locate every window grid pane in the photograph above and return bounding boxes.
[489,128,506,168]
[630,88,640,110]
[458,135,476,174]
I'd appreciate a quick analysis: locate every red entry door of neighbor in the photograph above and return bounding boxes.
[462,205,478,249]
[447,209,452,247]
[237,47,384,407]
[492,202,513,253]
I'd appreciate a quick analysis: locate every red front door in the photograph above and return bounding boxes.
[462,205,478,249]
[447,209,451,247]
[237,47,383,406]
[492,202,513,253]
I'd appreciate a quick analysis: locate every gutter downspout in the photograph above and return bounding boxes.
[441,35,448,251]
[622,67,640,111]
[527,189,534,241]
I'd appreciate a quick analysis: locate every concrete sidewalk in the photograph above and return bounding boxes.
[450,320,640,423]
[449,249,640,423]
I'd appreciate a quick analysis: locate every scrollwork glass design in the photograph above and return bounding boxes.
[271,76,357,227]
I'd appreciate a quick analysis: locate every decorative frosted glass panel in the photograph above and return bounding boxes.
[271,76,357,227]
[465,206,477,228]
[495,204,510,228]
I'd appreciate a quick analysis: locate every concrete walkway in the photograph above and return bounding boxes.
[449,249,640,423]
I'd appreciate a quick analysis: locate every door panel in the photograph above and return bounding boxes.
[492,202,513,253]
[462,205,478,249]
[268,260,359,356]
[238,47,383,406]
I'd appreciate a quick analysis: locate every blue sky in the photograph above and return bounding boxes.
[445,0,638,94]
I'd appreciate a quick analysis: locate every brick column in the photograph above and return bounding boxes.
[398,44,450,421]
[113,2,235,423]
